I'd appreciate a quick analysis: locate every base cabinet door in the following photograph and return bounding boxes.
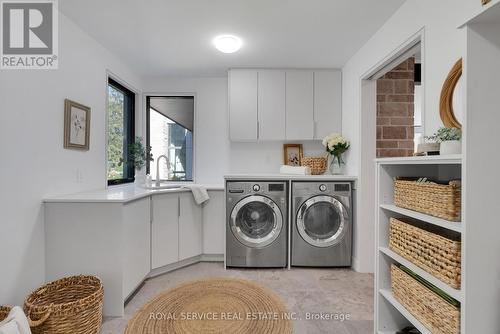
[123,198,151,298]
[179,193,202,260]
[202,191,225,254]
[151,194,179,269]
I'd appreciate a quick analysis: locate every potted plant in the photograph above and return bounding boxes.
[119,137,153,185]
[426,127,462,155]
[322,133,350,174]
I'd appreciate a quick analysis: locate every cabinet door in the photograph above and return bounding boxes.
[258,70,286,140]
[122,198,150,297]
[202,191,225,255]
[229,69,258,141]
[179,192,202,260]
[151,194,179,269]
[314,70,342,139]
[285,70,314,140]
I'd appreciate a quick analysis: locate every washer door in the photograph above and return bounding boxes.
[230,195,283,248]
[296,195,348,248]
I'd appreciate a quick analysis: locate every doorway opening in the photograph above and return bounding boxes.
[373,45,423,158]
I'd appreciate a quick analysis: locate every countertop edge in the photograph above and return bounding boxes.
[43,184,225,204]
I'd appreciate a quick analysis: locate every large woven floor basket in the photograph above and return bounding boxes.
[394,179,461,221]
[391,264,460,334]
[24,275,103,334]
[389,218,461,289]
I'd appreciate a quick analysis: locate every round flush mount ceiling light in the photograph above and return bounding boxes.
[213,35,243,53]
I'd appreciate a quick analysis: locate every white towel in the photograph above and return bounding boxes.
[279,165,311,175]
[0,307,32,334]
[183,185,210,205]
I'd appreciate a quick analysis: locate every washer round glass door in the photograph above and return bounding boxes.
[230,195,283,248]
[296,195,347,248]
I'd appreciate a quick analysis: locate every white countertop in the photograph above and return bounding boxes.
[224,174,358,181]
[43,183,224,203]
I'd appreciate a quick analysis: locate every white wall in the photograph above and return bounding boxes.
[0,13,143,305]
[342,0,482,272]
[142,77,326,185]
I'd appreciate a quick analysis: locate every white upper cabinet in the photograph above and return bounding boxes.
[258,70,286,140]
[314,70,342,139]
[228,69,341,141]
[229,69,258,141]
[285,70,314,140]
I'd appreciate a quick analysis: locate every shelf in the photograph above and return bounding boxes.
[375,155,462,165]
[380,204,462,233]
[460,0,500,27]
[379,247,463,301]
[379,289,431,334]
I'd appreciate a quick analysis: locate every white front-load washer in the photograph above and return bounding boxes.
[225,180,288,268]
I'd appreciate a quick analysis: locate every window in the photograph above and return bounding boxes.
[146,96,194,182]
[107,78,135,185]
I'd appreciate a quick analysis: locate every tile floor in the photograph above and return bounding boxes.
[102,262,374,334]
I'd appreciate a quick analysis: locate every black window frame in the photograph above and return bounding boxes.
[107,77,136,186]
[146,95,194,182]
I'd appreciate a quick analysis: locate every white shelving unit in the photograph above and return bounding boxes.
[375,156,463,333]
[375,3,500,330]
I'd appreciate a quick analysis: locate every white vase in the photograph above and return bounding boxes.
[439,140,462,155]
[134,169,146,185]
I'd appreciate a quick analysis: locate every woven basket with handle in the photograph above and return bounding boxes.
[391,264,460,334]
[389,217,461,289]
[394,178,461,221]
[24,275,103,334]
[301,154,328,175]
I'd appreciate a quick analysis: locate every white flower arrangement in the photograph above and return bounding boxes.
[322,133,350,156]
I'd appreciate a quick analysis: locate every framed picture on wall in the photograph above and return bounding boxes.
[283,144,303,166]
[64,99,91,150]
[482,0,492,5]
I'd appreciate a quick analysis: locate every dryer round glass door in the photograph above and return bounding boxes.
[230,195,283,248]
[296,195,348,248]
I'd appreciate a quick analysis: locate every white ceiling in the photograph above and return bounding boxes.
[59,0,405,77]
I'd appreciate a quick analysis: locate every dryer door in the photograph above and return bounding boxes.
[230,195,283,248]
[296,195,348,248]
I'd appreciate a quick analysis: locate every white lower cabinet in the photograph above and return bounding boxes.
[151,194,179,269]
[202,190,225,255]
[179,192,203,260]
[122,198,151,299]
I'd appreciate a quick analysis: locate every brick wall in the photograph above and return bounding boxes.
[376,58,415,158]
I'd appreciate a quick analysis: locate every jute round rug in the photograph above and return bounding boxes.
[125,278,292,334]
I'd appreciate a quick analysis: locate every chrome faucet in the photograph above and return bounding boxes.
[155,155,170,187]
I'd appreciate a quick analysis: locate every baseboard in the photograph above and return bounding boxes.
[200,254,224,262]
[147,254,224,279]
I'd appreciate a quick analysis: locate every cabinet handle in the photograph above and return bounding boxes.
[178,196,181,218]
[257,121,260,139]
[313,121,317,139]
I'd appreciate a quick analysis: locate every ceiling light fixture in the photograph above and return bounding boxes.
[213,35,242,53]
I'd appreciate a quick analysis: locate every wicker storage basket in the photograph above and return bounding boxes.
[391,264,460,334]
[24,275,103,334]
[389,218,461,289]
[0,305,11,322]
[301,156,327,175]
[394,178,461,221]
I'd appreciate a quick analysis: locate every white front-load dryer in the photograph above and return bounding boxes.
[291,181,353,267]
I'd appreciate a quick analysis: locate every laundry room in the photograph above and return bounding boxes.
[1,1,499,334]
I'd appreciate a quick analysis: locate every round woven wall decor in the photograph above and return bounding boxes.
[439,58,462,129]
[125,278,292,334]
